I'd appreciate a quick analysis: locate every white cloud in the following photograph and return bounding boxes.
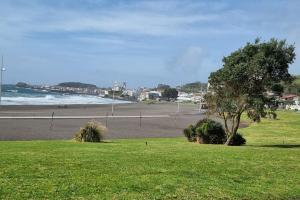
[1,0,300,86]
[0,0,244,41]
[167,46,208,73]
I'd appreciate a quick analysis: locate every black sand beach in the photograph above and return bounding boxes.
[0,103,207,140]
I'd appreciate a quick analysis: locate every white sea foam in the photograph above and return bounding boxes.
[1,95,131,105]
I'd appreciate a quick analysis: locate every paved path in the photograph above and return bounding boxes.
[0,115,170,119]
[0,103,205,140]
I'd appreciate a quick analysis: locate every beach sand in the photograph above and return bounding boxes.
[0,102,206,140]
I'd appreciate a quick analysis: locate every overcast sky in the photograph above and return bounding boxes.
[0,0,299,88]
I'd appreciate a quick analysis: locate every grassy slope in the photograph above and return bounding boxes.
[294,76,300,86]
[0,111,300,200]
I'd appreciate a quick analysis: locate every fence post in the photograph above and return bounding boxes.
[106,112,108,127]
[140,112,142,128]
[50,112,54,130]
[174,114,177,129]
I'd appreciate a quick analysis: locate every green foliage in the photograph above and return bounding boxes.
[207,38,295,144]
[162,88,178,101]
[58,82,97,88]
[283,75,300,94]
[180,82,207,93]
[228,133,246,146]
[75,121,106,142]
[183,119,226,144]
[156,84,170,90]
[143,99,157,104]
[266,109,277,119]
[183,125,196,142]
[271,83,284,95]
[197,120,226,144]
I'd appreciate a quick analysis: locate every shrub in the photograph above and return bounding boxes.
[183,118,226,144]
[196,119,226,144]
[267,111,277,119]
[183,125,197,142]
[75,121,106,142]
[229,133,246,146]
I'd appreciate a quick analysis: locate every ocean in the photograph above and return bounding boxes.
[1,85,130,105]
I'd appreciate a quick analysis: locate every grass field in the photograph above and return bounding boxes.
[0,111,299,199]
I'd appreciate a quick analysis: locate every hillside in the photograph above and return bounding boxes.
[283,75,300,94]
[294,75,300,86]
[180,82,207,93]
[15,82,30,88]
[57,82,97,89]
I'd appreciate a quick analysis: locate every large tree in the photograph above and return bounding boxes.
[206,38,295,145]
[162,88,178,101]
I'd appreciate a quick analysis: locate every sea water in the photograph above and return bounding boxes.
[1,85,130,105]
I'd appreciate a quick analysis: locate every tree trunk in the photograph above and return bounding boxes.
[224,134,234,145]
[224,113,242,146]
[196,136,201,144]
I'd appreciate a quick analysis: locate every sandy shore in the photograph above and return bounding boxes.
[0,102,208,140]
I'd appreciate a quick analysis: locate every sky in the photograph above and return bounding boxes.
[0,0,299,88]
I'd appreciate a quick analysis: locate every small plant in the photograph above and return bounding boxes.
[196,119,226,144]
[229,133,246,146]
[183,125,197,142]
[183,119,226,144]
[75,121,106,142]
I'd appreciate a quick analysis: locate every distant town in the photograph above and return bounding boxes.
[15,75,300,110]
[15,81,208,104]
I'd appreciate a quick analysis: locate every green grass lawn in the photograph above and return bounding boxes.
[0,111,300,199]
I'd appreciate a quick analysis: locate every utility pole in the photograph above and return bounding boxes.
[199,83,202,113]
[112,89,115,115]
[177,82,181,113]
[111,81,117,116]
[0,56,5,106]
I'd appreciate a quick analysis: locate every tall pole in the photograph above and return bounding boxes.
[111,81,116,116]
[0,56,3,105]
[177,82,181,113]
[199,83,202,113]
[112,89,114,116]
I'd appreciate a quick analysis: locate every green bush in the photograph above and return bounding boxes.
[183,125,197,142]
[75,121,106,142]
[229,133,246,146]
[183,119,226,144]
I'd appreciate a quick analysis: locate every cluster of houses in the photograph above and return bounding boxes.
[18,81,299,110]
[137,88,206,103]
[46,83,207,103]
[280,94,300,110]
[264,90,300,111]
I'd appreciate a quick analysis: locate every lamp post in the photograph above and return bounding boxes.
[112,89,115,115]
[198,83,203,113]
[0,56,6,106]
[177,82,182,113]
[111,81,117,116]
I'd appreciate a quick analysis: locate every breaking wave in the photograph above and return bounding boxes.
[2,94,130,105]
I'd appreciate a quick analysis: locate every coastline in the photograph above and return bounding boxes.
[0,102,133,111]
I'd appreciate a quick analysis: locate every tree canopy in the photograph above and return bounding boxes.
[162,88,178,101]
[57,82,97,89]
[206,38,295,145]
[180,82,207,93]
[157,84,170,90]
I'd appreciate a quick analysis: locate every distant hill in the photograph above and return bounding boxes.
[294,75,300,86]
[57,82,97,89]
[16,82,30,88]
[283,75,300,95]
[179,82,207,93]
